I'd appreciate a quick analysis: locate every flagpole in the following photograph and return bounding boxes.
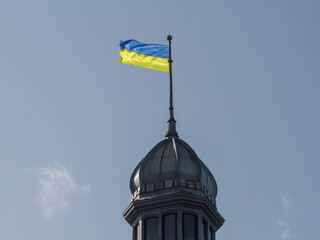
[166,35,179,138]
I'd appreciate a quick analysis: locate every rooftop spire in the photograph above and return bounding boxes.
[165,35,179,138]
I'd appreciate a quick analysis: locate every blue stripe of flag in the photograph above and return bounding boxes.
[120,40,169,59]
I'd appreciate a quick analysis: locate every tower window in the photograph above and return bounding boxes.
[209,228,215,240]
[183,214,198,240]
[202,220,208,240]
[144,217,158,240]
[163,214,177,240]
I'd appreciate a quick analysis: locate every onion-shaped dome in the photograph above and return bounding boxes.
[130,137,218,200]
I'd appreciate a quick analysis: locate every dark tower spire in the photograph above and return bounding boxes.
[165,35,179,138]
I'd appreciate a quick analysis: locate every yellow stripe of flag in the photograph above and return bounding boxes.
[119,49,169,72]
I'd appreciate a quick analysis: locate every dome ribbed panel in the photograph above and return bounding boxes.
[160,142,178,178]
[200,167,208,184]
[134,170,140,188]
[178,144,200,181]
[200,160,218,199]
[142,145,164,175]
[130,163,141,193]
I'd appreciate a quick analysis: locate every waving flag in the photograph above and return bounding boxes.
[119,40,169,72]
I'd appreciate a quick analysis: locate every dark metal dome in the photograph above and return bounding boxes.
[130,137,218,200]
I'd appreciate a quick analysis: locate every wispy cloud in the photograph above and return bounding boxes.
[34,163,89,219]
[281,193,292,212]
[277,220,290,239]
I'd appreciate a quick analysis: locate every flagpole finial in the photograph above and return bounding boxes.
[165,35,179,138]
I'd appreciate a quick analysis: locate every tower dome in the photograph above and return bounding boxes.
[130,137,218,204]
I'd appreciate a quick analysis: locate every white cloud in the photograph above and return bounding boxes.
[277,220,290,239]
[281,193,292,211]
[35,163,89,219]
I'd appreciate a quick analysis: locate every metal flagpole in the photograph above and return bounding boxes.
[165,35,179,138]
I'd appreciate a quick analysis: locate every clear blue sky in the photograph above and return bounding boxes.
[1,0,319,239]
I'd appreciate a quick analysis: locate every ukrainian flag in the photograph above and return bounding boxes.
[119,40,169,72]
